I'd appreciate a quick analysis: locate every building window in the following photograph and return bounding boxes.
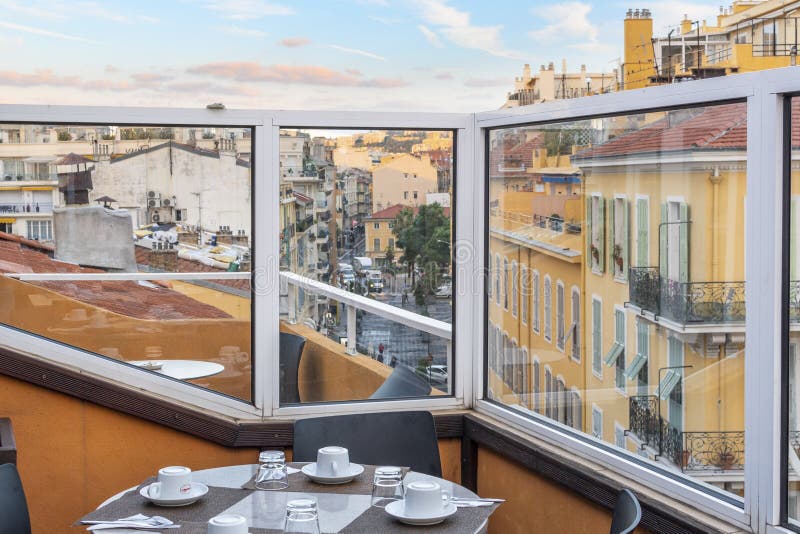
[521,266,529,325]
[533,357,540,413]
[373,238,380,251]
[495,255,501,305]
[610,196,628,280]
[556,281,565,350]
[532,270,540,333]
[591,405,603,439]
[511,261,519,318]
[569,287,580,361]
[373,222,380,229]
[588,194,605,272]
[388,238,394,249]
[604,308,625,391]
[543,276,552,342]
[544,367,552,419]
[403,191,408,200]
[413,191,418,200]
[615,423,626,449]
[571,389,582,431]
[503,258,509,311]
[557,377,567,425]
[26,220,52,241]
[635,197,648,266]
[626,319,649,395]
[520,347,529,406]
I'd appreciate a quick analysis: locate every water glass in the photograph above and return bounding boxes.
[256,450,289,490]
[370,466,404,508]
[283,498,320,534]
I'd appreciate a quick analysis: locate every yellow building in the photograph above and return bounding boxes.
[624,1,800,90]
[504,62,620,108]
[364,204,403,267]
[371,153,438,212]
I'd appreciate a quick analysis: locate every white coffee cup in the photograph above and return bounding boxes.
[404,481,451,517]
[147,466,193,500]
[207,513,248,534]
[316,446,349,477]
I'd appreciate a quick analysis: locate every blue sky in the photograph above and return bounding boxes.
[0,0,723,112]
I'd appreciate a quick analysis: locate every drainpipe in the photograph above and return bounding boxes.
[709,166,722,281]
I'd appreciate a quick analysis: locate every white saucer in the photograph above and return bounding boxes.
[385,500,458,525]
[301,463,364,484]
[139,482,209,506]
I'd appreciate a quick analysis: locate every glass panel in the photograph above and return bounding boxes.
[278,128,454,404]
[0,123,253,401]
[486,102,747,498]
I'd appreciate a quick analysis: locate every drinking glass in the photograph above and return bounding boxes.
[370,466,403,508]
[283,498,320,534]
[256,450,289,490]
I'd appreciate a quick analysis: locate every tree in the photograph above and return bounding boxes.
[384,243,395,266]
[393,203,450,292]
[393,207,417,281]
[57,131,71,141]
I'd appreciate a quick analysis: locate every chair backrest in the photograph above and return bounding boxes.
[0,463,31,534]
[369,365,432,399]
[609,488,642,534]
[279,332,306,405]
[293,411,442,477]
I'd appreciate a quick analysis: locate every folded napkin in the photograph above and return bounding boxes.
[82,513,180,531]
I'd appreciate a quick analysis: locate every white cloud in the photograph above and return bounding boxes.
[529,2,598,44]
[217,25,267,37]
[368,15,403,25]
[417,25,442,47]
[412,0,521,59]
[0,0,68,20]
[327,44,386,61]
[201,0,293,20]
[0,20,98,44]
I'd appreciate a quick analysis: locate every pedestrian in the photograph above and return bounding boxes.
[401,291,408,305]
[377,352,384,363]
[390,356,398,368]
[378,343,385,354]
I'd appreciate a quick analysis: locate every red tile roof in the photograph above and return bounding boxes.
[367,203,451,220]
[0,233,232,320]
[572,102,748,159]
[488,133,543,179]
[134,246,251,293]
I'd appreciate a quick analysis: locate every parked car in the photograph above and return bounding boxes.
[423,364,448,385]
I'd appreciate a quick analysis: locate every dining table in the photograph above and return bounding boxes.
[127,360,225,380]
[81,462,498,533]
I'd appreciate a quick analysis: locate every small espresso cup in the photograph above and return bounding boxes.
[147,466,192,500]
[207,513,248,534]
[316,446,349,477]
[404,481,450,517]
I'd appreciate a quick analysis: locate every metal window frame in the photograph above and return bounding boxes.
[473,68,800,531]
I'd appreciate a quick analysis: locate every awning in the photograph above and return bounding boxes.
[0,218,16,223]
[541,175,581,184]
[21,187,53,191]
[624,353,648,380]
[658,369,682,399]
[603,341,624,366]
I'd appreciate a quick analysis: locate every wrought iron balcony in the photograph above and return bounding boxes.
[628,396,745,472]
[628,267,745,324]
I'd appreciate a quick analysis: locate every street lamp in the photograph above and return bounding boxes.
[656,364,694,459]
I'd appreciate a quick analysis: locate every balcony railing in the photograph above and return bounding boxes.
[628,396,744,472]
[0,202,54,214]
[629,267,746,324]
[1,173,57,182]
[295,215,314,233]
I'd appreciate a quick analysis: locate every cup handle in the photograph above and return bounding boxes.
[147,482,161,498]
[331,461,338,475]
[442,491,452,508]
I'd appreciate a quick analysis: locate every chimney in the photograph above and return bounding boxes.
[681,14,692,34]
[523,63,531,82]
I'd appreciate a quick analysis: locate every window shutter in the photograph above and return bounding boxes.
[622,199,629,279]
[597,197,605,273]
[592,299,601,374]
[679,202,689,283]
[586,198,593,260]
[607,198,615,274]
[793,199,799,280]
[659,203,667,277]
[637,198,648,266]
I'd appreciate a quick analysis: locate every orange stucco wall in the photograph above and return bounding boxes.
[477,447,651,534]
[0,370,462,533]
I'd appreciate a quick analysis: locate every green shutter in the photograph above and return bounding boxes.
[792,200,798,280]
[659,203,667,277]
[592,299,601,373]
[636,198,648,266]
[607,198,615,275]
[679,202,689,283]
[597,198,605,273]
[622,199,629,280]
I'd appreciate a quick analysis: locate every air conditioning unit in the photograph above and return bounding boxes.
[147,191,160,200]
[161,198,172,208]
[152,212,161,223]
[147,199,158,208]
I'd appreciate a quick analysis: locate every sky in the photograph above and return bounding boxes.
[0,0,725,113]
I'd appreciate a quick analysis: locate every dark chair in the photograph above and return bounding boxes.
[609,489,641,534]
[0,463,31,534]
[280,332,306,405]
[293,411,442,477]
[369,365,432,399]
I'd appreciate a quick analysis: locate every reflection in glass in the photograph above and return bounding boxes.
[486,103,747,497]
[278,129,454,404]
[0,124,253,401]
[787,97,800,523]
